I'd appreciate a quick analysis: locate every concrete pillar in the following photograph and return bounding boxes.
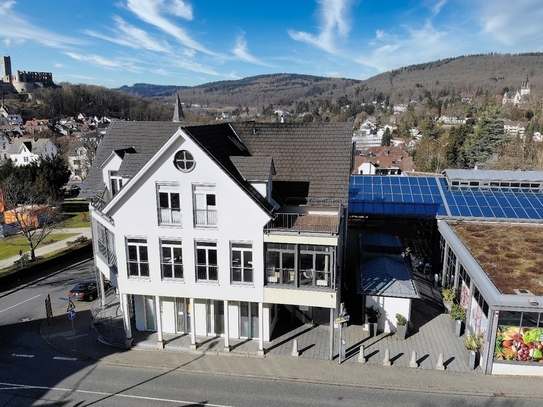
[329,308,334,360]
[155,296,164,350]
[223,300,230,352]
[189,297,197,351]
[121,294,133,348]
[257,302,264,356]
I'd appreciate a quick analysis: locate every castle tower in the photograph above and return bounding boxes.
[1,55,12,83]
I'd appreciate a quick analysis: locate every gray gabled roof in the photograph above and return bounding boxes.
[82,121,354,211]
[8,138,51,155]
[231,122,353,205]
[231,156,274,182]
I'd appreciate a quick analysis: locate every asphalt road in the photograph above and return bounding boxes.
[0,258,542,406]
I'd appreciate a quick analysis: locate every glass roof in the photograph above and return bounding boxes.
[349,175,543,222]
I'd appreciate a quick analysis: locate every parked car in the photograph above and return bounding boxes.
[68,280,112,301]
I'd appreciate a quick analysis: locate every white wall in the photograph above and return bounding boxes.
[366,296,411,333]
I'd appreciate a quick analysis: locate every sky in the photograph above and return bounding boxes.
[1,0,543,89]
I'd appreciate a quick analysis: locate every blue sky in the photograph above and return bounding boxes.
[1,0,542,88]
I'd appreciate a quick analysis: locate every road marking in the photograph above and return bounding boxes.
[0,381,235,406]
[0,294,41,314]
[12,353,34,358]
[53,356,77,361]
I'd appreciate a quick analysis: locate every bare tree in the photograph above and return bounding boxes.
[1,176,62,262]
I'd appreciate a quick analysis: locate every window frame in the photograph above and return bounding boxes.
[160,239,183,280]
[157,183,182,226]
[126,237,150,279]
[193,184,217,227]
[231,242,253,285]
[195,240,218,282]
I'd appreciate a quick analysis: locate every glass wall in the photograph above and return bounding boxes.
[494,311,543,363]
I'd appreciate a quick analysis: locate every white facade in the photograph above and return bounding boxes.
[9,138,58,166]
[88,122,350,355]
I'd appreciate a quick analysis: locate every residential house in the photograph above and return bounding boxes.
[503,120,527,138]
[0,131,11,161]
[8,137,58,165]
[81,121,353,355]
[67,141,94,180]
[353,146,414,175]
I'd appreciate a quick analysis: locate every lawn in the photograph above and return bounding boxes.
[0,232,80,258]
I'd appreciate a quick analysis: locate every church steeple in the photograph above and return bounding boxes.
[173,94,185,122]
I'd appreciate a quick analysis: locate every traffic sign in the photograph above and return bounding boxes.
[67,299,76,312]
[68,309,76,320]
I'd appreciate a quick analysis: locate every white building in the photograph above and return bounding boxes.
[7,138,58,165]
[82,121,352,355]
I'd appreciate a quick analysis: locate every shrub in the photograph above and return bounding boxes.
[442,287,456,301]
[450,304,466,321]
[365,306,382,322]
[396,313,407,325]
[465,332,483,350]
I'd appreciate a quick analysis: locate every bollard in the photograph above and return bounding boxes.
[291,339,299,357]
[409,350,418,368]
[358,345,366,364]
[436,352,445,370]
[383,348,391,366]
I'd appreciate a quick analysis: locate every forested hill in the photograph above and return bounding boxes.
[117,53,543,108]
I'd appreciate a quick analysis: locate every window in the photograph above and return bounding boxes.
[96,222,116,267]
[265,243,295,285]
[174,150,196,172]
[157,185,181,225]
[231,243,253,284]
[161,240,183,279]
[110,171,123,197]
[127,238,149,278]
[196,241,218,281]
[193,185,217,227]
[299,245,332,287]
[24,156,29,162]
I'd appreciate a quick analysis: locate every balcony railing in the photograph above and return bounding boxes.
[264,213,339,235]
[159,208,182,225]
[194,209,218,227]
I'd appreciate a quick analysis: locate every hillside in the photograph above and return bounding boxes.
[117,53,543,108]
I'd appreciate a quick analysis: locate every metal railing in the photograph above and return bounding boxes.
[264,213,339,234]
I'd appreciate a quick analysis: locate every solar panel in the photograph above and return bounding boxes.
[349,175,543,222]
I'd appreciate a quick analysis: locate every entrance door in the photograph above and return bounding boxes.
[144,296,156,331]
[175,298,190,333]
[161,298,176,333]
[240,302,259,339]
[214,300,224,335]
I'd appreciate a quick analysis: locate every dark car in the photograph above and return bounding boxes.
[68,280,112,301]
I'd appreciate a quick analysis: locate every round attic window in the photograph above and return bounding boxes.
[173,150,196,172]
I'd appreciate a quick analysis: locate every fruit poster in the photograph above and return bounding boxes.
[494,326,543,362]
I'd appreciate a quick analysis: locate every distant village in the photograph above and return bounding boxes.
[0,54,541,181]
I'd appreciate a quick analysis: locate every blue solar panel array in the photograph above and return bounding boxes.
[349,175,543,222]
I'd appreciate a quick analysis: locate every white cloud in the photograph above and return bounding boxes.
[477,0,543,47]
[86,16,171,53]
[288,0,352,55]
[125,0,221,57]
[64,52,142,73]
[232,35,271,66]
[169,0,193,20]
[0,1,82,49]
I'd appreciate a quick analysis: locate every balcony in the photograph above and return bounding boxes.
[265,267,333,289]
[264,213,339,235]
[194,209,218,227]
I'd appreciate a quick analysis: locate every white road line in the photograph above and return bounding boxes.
[0,294,42,313]
[12,354,35,358]
[0,382,234,406]
[53,356,77,361]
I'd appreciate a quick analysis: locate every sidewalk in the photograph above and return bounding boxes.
[40,297,543,400]
[0,227,92,272]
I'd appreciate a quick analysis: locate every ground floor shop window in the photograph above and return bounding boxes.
[494,311,543,363]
